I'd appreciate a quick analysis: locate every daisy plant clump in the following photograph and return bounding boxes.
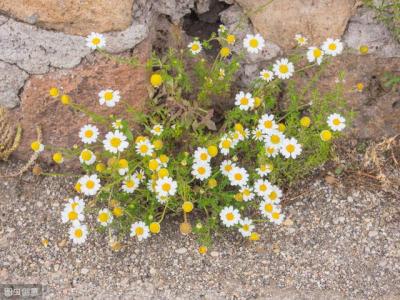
[42,28,354,251]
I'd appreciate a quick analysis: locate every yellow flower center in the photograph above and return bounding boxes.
[272,212,280,219]
[74,228,83,238]
[313,48,322,58]
[234,173,243,181]
[104,91,113,101]
[83,129,92,139]
[31,141,41,151]
[224,165,232,172]
[226,212,234,221]
[240,97,249,105]
[264,203,273,212]
[256,131,262,138]
[227,34,236,44]
[260,184,267,192]
[92,37,101,45]
[222,140,231,149]
[249,38,259,48]
[263,72,270,79]
[269,191,277,200]
[68,211,78,221]
[191,43,200,51]
[264,120,273,129]
[242,224,250,231]
[329,43,337,50]
[99,212,109,223]
[200,153,208,161]
[286,144,295,153]
[81,150,92,161]
[135,227,144,236]
[110,137,121,148]
[162,183,171,192]
[333,118,341,125]
[86,180,95,189]
[139,144,148,153]
[243,189,251,196]
[279,65,289,74]
[198,167,206,175]
[126,180,135,188]
[270,134,280,144]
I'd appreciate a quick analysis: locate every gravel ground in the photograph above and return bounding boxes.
[0,161,400,300]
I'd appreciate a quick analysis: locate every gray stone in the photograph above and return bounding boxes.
[105,23,149,54]
[0,61,29,108]
[343,8,400,58]
[0,19,90,74]
[0,15,8,25]
[153,0,195,24]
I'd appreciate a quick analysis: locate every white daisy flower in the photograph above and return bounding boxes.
[134,169,146,182]
[235,91,254,111]
[130,221,150,241]
[98,89,120,107]
[79,124,99,144]
[219,135,233,155]
[259,199,278,217]
[254,179,272,197]
[273,58,295,80]
[260,69,274,82]
[155,176,177,197]
[112,119,123,130]
[31,141,44,153]
[294,34,308,46]
[191,162,212,181]
[151,124,163,136]
[264,130,285,148]
[69,223,88,245]
[193,147,211,164]
[240,186,255,202]
[252,128,264,141]
[243,128,250,139]
[239,217,254,237]
[188,41,202,55]
[147,180,156,193]
[135,140,154,157]
[122,175,140,193]
[268,209,285,225]
[118,159,129,176]
[103,130,129,154]
[97,208,113,226]
[243,33,265,54]
[79,149,96,165]
[321,38,343,56]
[307,47,324,65]
[86,32,106,50]
[256,163,273,177]
[265,145,280,158]
[327,113,346,132]
[219,206,241,227]
[66,196,85,213]
[156,194,169,204]
[220,160,236,176]
[281,137,302,159]
[228,167,249,187]
[80,174,101,196]
[258,114,278,134]
[230,130,244,144]
[61,206,85,224]
[267,185,283,203]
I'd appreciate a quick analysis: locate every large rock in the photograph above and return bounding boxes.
[343,8,400,58]
[11,40,151,162]
[312,54,400,139]
[0,61,29,108]
[235,0,358,50]
[0,0,134,36]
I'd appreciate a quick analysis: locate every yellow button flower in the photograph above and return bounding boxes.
[207,145,218,157]
[300,116,311,128]
[52,152,63,164]
[198,245,208,254]
[320,130,332,141]
[49,87,59,97]
[149,222,160,234]
[182,201,194,213]
[150,73,163,88]
[60,94,70,105]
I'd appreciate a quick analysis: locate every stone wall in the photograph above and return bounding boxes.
[0,0,399,160]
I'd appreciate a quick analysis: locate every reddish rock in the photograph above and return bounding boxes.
[12,40,151,162]
[302,54,400,139]
[0,0,134,36]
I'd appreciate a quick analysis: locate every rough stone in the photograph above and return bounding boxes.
[153,0,195,24]
[105,23,149,54]
[11,40,151,162]
[314,54,400,139]
[343,8,400,58]
[0,61,29,108]
[0,0,134,36]
[235,0,358,50]
[0,18,90,74]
